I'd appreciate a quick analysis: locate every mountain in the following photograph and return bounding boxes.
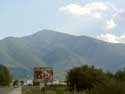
[0,30,125,80]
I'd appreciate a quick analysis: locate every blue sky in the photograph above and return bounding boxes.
[0,0,125,43]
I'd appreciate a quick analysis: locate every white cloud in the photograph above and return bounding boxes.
[97,34,118,43]
[104,19,117,30]
[97,34,125,43]
[60,2,110,18]
[60,2,125,33]
[118,35,125,43]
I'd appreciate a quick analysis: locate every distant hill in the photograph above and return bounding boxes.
[0,30,125,80]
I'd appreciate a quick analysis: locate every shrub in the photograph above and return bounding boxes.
[90,79,125,94]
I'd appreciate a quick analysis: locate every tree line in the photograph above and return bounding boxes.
[66,65,125,94]
[1,63,125,94]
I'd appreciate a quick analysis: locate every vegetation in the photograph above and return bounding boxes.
[20,80,24,86]
[22,85,71,94]
[67,65,125,94]
[0,64,11,86]
[22,86,42,94]
[13,80,19,87]
[66,65,107,91]
[89,79,125,94]
[22,65,125,94]
[115,70,125,81]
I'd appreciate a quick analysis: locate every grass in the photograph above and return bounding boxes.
[22,86,41,94]
[22,85,87,94]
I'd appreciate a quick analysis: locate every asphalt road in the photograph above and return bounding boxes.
[9,87,21,94]
[0,87,21,94]
[0,88,13,94]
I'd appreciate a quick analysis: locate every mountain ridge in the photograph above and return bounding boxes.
[0,30,125,80]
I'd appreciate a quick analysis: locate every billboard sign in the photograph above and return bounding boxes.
[34,67,53,83]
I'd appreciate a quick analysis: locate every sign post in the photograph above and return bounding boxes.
[34,67,53,93]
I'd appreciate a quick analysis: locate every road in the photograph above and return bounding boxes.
[0,87,22,94]
[9,87,22,94]
[0,88,13,94]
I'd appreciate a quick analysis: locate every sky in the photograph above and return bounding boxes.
[0,0,125,43]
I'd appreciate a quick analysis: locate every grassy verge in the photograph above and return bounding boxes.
[22,85,86,94]
[22,86,41,94]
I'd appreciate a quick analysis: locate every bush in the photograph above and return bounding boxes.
[20,80,24,86]
[13,80,19,87]
[55,87,65,94]
[90,79,125,94]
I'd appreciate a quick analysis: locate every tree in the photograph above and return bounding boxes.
[115,70,125,81]
[106,71,114,79]
[20,80,24,86]
[13,80,19,87]
[0,64,11,86]
[66,65,107,91]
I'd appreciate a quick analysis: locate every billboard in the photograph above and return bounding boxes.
[34,67,53,83]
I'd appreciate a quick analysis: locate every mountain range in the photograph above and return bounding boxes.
[0,30,125,80]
